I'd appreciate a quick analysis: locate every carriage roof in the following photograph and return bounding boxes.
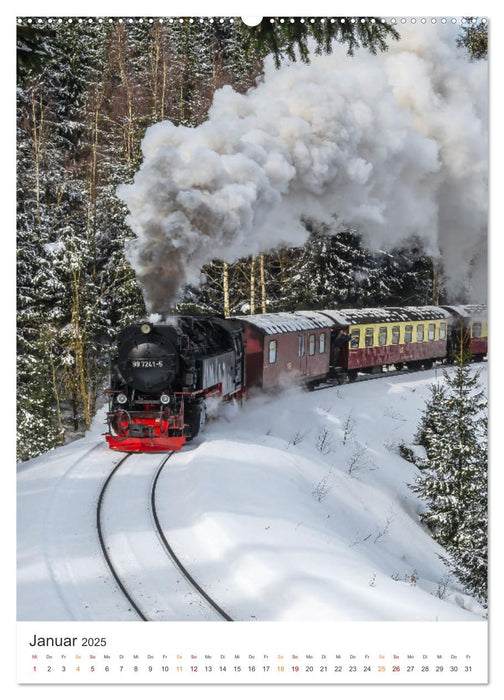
[319,306,452,326]
[442,304,487,321]
[234,311,334,335]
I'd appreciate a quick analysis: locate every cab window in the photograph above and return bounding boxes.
[319,333,326,354]
[268,339,277,364]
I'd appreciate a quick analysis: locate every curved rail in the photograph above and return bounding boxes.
[96,452,149,621]
[151,455,233,621]
[97,451,233,621]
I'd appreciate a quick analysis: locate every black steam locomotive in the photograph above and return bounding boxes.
[106,317,245,452]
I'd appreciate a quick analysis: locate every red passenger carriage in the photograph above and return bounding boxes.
[236,312,334,389]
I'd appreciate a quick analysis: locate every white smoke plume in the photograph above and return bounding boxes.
[118,23,488,313]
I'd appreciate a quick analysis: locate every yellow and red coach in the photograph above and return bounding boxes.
[319,306,452,379]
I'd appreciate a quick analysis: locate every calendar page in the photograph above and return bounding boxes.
[15,8,489,689]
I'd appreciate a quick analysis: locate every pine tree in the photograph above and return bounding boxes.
[243,17,400,68]
[367,240,435,306]
[457,17,488,60]
[410,359,488,605]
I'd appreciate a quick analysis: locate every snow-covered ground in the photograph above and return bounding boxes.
[17,366,487,622]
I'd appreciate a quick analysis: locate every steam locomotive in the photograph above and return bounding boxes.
[106,317,245,452]
[105,304,487,452]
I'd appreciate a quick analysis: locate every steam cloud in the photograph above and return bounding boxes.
[118,23,488,313]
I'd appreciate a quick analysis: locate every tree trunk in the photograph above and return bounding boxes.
[260,253,266,313]
[30,89,45,226]
[250,257,256,315]
[117,26,134,167]
[432,260,443,306]
[223,261,230,317]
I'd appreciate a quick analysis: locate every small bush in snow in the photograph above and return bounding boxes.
[435,574,451,600]
[288,428,309,446]
[316,426,335,454]
[347,442,370,476]
[312,468,333,502]
[373,510,394,543]
[341,411,356,445]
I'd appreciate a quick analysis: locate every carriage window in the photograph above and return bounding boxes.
[472,322,482,338]
[404,325,413,343]
[365,328,374,347]
[298,335,305,357]
[428,323,436,341]
[350,329,360,348]
[417,324,424,342]
[392,326,400,344]
[319,332,326,354]
[268,339,277,364]
[308,334,316,356]
[378,327,387,346]
[439,322,447,340]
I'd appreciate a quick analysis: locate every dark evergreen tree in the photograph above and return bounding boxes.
[366,239,435,307]
[457,17,488,60]
[271,222,376,310]
[410,361,488,605]
[244,17,400,68]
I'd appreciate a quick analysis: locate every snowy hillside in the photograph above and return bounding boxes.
[17,367,487,622]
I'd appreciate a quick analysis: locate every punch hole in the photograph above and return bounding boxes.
[241,17,262,27]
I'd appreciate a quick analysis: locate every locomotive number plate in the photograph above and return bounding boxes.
[130,360,165,368]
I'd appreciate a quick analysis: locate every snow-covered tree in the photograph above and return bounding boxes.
[17,20,146,459]
[410,360,488,605]
[367,240,436,307]
[243,16,400,68]
[457,17,488,60]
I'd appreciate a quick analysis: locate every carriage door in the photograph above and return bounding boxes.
[298,334,307,375]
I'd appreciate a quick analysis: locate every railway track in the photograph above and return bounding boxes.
[150,455,233,620]
[97,451,232,622]
[96,453,145,619]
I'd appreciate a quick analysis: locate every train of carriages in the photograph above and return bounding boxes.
[105,304,487,453]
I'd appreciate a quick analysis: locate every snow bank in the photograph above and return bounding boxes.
[17,368,487,621]
[155,367,487,621]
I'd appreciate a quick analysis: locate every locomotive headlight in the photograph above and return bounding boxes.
[160,393,170,405]
[141,323,152,334]
[117,393,128,404]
